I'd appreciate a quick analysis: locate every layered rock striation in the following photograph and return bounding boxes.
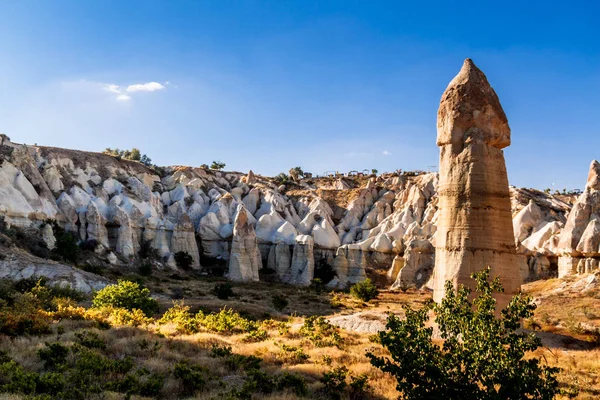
[432,59,521,308]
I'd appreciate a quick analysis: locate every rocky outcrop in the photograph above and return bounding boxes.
[228,205,261,282]
[282,235,314,286]
[432,59,521,309]
[170,214,201,269]
[392,238,434,289]
[557,160,600,276]
[0,132,588,290]
[0,247,109,293]
[267,243,292,280]
[85,201,109,248]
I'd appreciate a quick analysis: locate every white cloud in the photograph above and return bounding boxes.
[382,150,391,156]
[99,81,167,101]
[126,82,165,93]
[104,84,121,94]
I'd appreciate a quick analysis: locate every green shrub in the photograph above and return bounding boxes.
[350,278,379,302]
[109,307,153,327]
[92,280,158,317]
[51,224,80,263]
[38,342,70,369]
[212,282,234,300]
[0,289,52,336]
[137,262,153,276]
[200,308,258,334]
[349,373,371,399]
[271,294,288,311]
[275,343,310,364]
[310,277,325,294]
[210,344,233,358]
[242,328,268,343]
[139,240,160,260]
[74,331,106,350]
[158,301,201,334]
[173,360,207,395]
[79,239,98,252]
[320,366,348,399]
[239,369,274,397]
[276,372,308,396]
[0,360,38,394]
[174,251,193,270]
[137,370,165,397]
[224,353,262,372]
[300,315,342,347]
[314,259,336,284]
[37,371,67,395]
[368,267,565,400]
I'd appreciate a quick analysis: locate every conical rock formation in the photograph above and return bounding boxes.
[228,204,261,282]
[558,160,600,276]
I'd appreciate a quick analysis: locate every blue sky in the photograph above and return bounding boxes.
[0,0,599,190]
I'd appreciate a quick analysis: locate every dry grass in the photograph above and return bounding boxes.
[522,274,600,398]
[4,272,600,399]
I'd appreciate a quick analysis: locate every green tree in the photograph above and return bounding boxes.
[368,267,563,400]
[210,161,226,170]
[140,154,152,166]
[128,148,141,161]
[51,224,80,263]
[292,166,304,177]
[371,169,378,175]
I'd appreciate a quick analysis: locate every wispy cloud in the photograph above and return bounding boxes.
[344,151,373,157]
[382,150,391,156]
[126,82,165,92]
[102,81,167,101]
[104,84,121,94]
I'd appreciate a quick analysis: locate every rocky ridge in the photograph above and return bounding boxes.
[0,130,591,290]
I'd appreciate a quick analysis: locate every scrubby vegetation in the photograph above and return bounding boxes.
[210,160,226,170]
[1,268,598,399]
[103,147,152,166]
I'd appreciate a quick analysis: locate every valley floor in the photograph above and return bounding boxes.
[1,270,600,399]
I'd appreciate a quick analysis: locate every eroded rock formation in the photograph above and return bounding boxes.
[0,127,586,290]
[228,205,261,282]
[432,59,521,308]
[557,160,600,276]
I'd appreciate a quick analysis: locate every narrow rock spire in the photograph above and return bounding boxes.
[433,58,521,309]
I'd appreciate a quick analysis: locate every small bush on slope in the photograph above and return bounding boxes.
[300,315,342,348]
[368,267,567,400]
[173,251,193,270]
[212,282,235,299]
[92,280,158,317]
[350,278,379,302]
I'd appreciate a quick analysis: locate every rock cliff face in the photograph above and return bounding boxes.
[0,126,589,290]
[432,59,521,309]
